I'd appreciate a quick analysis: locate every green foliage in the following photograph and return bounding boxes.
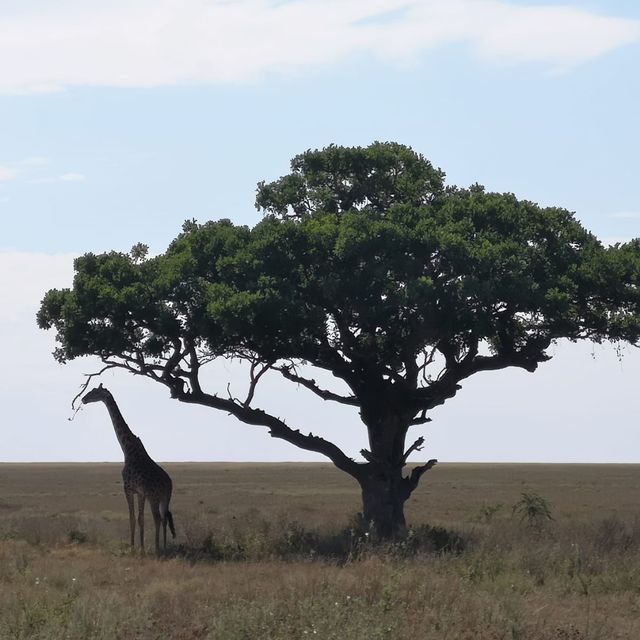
[38,142,640,375]
[255,141,445,217]
[67,529,88,545]
[512,492,554,528]
[128,242,149,264]
[475,502,504,523]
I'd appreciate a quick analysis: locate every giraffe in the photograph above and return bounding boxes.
[82,384,176,554]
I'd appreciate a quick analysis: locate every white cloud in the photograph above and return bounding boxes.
[0,165,18,181]
[446,2,640,72]
[0,0,638,94]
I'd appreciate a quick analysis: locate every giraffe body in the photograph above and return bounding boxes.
[82,384,176,553]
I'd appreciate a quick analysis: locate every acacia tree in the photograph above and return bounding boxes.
[38,142,640,537]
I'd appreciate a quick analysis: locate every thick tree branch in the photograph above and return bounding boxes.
[414,336,552,410]
[177,388,363,480]
[185,340,203,394]
[458,335,552,380]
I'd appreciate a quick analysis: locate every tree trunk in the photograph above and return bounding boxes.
[356,402,416,538]
[358,465,410,539]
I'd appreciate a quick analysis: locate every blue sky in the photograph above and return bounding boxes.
[1,0,639,462]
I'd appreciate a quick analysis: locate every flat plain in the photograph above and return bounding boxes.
[1,462,640,639]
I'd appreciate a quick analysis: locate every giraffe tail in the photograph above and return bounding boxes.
[167,510,176,538]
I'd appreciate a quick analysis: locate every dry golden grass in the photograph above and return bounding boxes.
[1,462,640,639]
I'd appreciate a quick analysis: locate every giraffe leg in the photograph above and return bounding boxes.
[150,501,162,554]
[159,502,168,549]
[138,494,146,551]
[125,490,135,548]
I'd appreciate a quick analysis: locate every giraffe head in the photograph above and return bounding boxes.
[82,383,111,404]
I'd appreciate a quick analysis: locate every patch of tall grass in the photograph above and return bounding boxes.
[3,465,640,638]
[2,510,640,638]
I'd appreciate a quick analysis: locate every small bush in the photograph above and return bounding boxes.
[475,502,504,523]
[67,529,89,545]
[512,492,553,528]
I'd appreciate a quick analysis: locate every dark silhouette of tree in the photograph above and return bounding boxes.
[38,142,640,537]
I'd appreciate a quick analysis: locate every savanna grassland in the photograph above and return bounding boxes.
[1,462,640,639]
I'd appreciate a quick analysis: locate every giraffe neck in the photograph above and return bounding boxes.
[101,394,138,457]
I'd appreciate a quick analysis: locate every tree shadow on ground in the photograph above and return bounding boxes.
[162,518,466,564]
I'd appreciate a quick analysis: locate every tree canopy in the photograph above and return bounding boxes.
[38,142,640,536]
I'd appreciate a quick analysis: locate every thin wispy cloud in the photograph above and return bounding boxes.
[0,159,84,185]
[0,0,638,94]
[30,173,86,185]
[0,157,51,183]
[19,157,50,167]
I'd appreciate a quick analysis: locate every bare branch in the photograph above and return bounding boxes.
[115,353,164,379]
[418,346,437,375]
[244,360,272,407]
[71,363,120,409]
[402,436,425,464]
[226,382,241,405]
[275,365,359,406]
[68,404,83,422]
